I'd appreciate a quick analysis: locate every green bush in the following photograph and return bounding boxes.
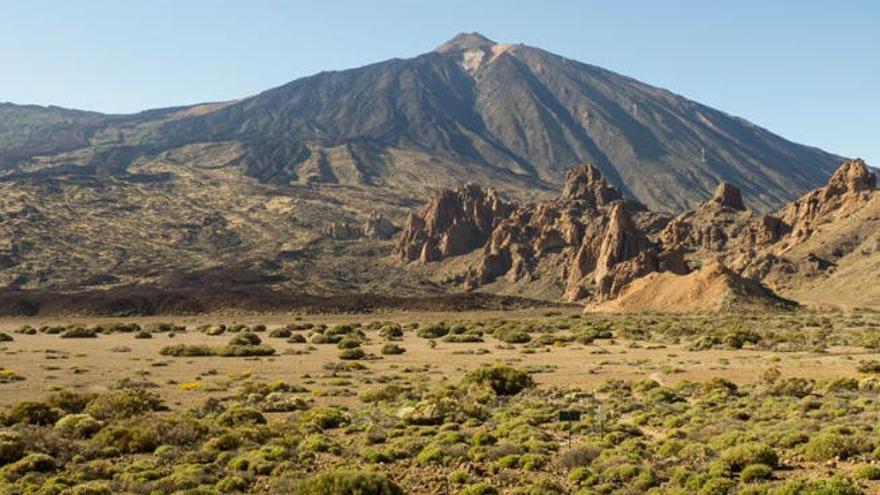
[494,328,531,344]
[853,465,880,480]
[741,463,774,482]
[463,364,535,396]
[3,453,55,477]
[417,324,449,339]
[803,433,854,462]
[339,348,366,360]
[228,332,261,346]
[216,407,267,427]
[269,328,292,338]
[90,423,159,454]
[720,442,778,471]
[0,431,24,465]
[337,337,362,349]
[7,400,60,425]
[64,481,113,495]
[160,344,213,356]
[55,413,104,438]
[60,326,98,338]
[134,330,153,339]
[216,344,276,357]
[459,483,499,495]
[292,470,404,495]
[381,343,405,355]
[85,388,167,420]
[300,407,348,429]
[0,332,12,342]
[773,476,863,495]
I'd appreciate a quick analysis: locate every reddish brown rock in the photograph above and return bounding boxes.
[394,183,513,262]
[561,165,623,206]
[710,182,746,211]
[779,159,876,240]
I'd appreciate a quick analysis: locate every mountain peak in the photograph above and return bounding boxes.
[435,32,496,53]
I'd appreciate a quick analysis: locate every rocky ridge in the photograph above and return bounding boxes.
[396,159,878,310]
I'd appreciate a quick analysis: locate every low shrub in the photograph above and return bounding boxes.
[720,442,778,471]
[381,344,406,355]
[291,470,404,495]
[60,327,98,338]
[463,364,534,396]
[339,348,366,360]
[417,324,449,339]
[803,433,854,462]
[85,388,167,420]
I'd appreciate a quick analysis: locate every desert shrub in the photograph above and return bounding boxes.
[379,325,404,340]
[853,465,880,480]
[216,344,276,357]
[824,378,859,393]
[777,431,810,448]
[720,442,778,471]
[459,483,499,495]
[90,423,159,454]
[85,388,167,420]
[55,413,104,438]
[300,407,348,429]
[160,344,213,357]
[0,368,25,383]
[228,332,261,346]
[3,453,55,477]
[134,330,153,339]
[381,343,406,355]
[0,431,24,465]
[269,328,292,338]
[292,470,404,495]
[7,400,60,425]
[216,407,267,427]
[772,476,863,495]
[559,444,601,468]
[287,334,307,343]
[803,433,854,461]
[61,326,98,338]
[698,477,737,495]
[856,360,880,373]
[216,475,249,492]
[494,328,531,344]
[337,337,362,349]
[417,324,449,339]
[310,333,342,344]
[740,463,774,482]
[63,481,113,495]
[339,348,366,360]
[767,378,814,398]
[444,334,484,343]
[463,364,534,396]
[0,332,12,342]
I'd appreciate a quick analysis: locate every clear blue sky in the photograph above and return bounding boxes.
[1,1,877,165]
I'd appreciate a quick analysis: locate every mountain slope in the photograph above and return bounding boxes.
[1,33,843,213]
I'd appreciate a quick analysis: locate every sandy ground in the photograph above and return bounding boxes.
[1,310,877,411]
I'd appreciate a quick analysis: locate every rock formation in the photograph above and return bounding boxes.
[395,159,877,311]
[778,158,876,241]
[394,184,513,262]
[398,164,662,301]
[324,213,398,240]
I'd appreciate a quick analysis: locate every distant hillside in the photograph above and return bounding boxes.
[0,32,843,212]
